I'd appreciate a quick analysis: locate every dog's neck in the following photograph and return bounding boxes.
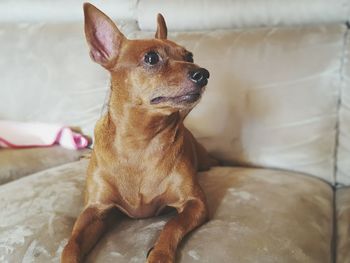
[106,81,184,151]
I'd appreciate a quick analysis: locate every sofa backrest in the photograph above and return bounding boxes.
[139,25,343,185]
[0,19,139,135]
[0,0,137,22]
[0,1,349,185]
[138,0,350,31]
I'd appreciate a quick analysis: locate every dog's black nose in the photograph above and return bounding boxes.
[189,68,210,87]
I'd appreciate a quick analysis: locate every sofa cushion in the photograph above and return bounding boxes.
[0,20,138,137]
[336,187,350,263]
[0,147,87,185]
[138,0,350,31]
[0,0,138,22]
[0,161,333,262]
[131,25,345,184]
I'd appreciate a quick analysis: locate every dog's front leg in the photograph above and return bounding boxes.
[61,203,116,263]
[147,192,208,263]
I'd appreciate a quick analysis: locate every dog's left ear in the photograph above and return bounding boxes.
[83,3,125,68]
[155,14,167,40]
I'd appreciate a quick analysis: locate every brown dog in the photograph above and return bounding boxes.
[61,3,217,263]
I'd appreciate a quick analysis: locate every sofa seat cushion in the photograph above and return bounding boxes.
[0,147,88,185]
[0,161,333,262]
[336,187,350,263]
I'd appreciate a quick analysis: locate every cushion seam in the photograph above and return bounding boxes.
[334,24,350,186]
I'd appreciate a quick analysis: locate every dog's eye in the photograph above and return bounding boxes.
[144,51,160,65]
[184,52,194,63]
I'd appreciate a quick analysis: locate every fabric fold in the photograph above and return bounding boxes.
[0,121,89,150]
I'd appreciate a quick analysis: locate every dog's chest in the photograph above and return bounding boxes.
[113,167,171,218]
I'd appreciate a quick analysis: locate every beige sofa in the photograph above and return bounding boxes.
[0,0,350,262]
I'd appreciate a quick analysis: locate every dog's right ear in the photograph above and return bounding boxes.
[155,14,167,40]
[83,3,125,68]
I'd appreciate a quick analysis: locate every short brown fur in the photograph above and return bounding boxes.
[61,3,217,263]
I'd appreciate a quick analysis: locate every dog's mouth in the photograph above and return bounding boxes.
[150,92,201,105]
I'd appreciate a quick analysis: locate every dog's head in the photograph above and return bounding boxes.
[84,3,209,114]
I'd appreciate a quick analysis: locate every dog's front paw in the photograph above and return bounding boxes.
[146,249,174,263]
[61,242,81,263]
